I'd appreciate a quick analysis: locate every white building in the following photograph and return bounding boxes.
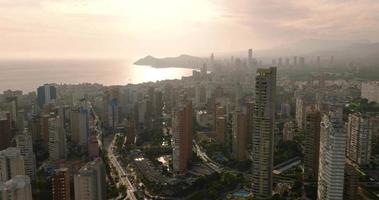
[0,175,32,200]
[347,113,373,166]
[15,131,36,180]
[74,158,106,200]
[48,117,67,161]
[71,102,90,146]
[317,109,346,200]
[361,82,379,103]
[0,148,25,182]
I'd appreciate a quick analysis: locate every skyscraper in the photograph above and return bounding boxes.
[195,83,206,106]
[0,175,32,200]
[37,84,57,109]
[304,110,321,182]
[103,88,120,129]
[108,98,119,129]
[0,148,25,182]
[172,101,193,175]
[88,135,99,159]
[52,168,71,200]
[15,131,36,181]
[74,158,106,200]
[317,109,346,200]
[248,49,253,67]
[246,101,255,148]
[70,103,90,146]
[285,58,290,66]
[232,112,247,161]
[215,116,226,144]
[344,160,358,200]
[347,112,373,166]
[278,57,283,66]
[295,97,306,129]
[293,56,298,66]
[48,117,67,161]
[215,105,226,144]
[126,119,136,145]
[252,67,276,199]
[299,56,305,66]
[0,112,12,151]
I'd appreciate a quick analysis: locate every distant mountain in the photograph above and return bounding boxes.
[135,39,379,69]
[134,54,205,69]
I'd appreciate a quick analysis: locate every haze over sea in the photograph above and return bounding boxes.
[0,59,194,92]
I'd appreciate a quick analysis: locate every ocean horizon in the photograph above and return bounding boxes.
[0,59,194,92]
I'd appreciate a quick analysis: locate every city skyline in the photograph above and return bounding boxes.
[1,1,379,199]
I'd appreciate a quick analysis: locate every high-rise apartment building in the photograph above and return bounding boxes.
[304,110,322,182]
[40,114,50,146]
[299,56,305,66]
[15,131,36,181]
[293,56,298,66]
[70,104,90,145]
[232,112,247,161]
[126,120,136,145]
[285,58,290,66]
[347,112,373,166]
[0,148,25,182]
[52,168,71,200]
[37,84,57,109]
[215,116,226,144]
[0,175,32,200]
[344,160,358,200]
[0,112,12,151]
[87,135,99,159]
[248,49,253,67]
[195,83,207,106]
[252,67,276,199]
[246,101,255,148]
[172,101,193,175]
[74,158,106,200]
[48,117,67,161]
[317,109,346,200]
[282,121,295,141]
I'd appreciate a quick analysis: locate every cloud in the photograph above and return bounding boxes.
[217,0,379,44]
[0,0,379,58]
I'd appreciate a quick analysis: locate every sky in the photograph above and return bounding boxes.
[1,0,379,59]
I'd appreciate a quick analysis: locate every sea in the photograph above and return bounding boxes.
[0,59,194,92]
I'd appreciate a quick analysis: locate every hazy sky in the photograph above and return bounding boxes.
[1,0,379,59]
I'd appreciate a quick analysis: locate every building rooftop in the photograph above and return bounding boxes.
[0,147,22,158]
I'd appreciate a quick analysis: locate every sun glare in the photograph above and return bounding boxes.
[47,0,218,30]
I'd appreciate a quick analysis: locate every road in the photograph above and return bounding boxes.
[90,103,138,200]
[108,136,138,200]
[193,140,222,173]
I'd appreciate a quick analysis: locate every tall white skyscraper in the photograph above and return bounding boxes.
[48,117,67,161]
[0,175,32,200]
[347,112,373,166]
[0,148,25,182]
[317,109,346,200]
[15,130,36,181]
[71,102,90,146]
[74,158,106,200]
